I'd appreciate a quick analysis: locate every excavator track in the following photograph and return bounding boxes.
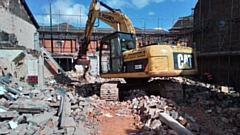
[100,82,119,101]
[161,81,184,103]
[100,79,184,103]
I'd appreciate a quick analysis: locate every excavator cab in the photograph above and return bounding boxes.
[99,32,136,74]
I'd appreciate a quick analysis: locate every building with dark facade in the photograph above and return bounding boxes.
[193,0,240,89]
[169,15,194,47]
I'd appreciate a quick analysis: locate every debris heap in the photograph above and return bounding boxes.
[1,67,240,135]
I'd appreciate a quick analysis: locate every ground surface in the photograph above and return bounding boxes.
[55,74,240,135]
[182,106,221,135]
[98,105,223,135]
[97,107,138,135]
[99,116,137,135]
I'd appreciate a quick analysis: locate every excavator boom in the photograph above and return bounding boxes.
[78,0,135,57]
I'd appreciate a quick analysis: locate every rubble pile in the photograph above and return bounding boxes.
[0,71,201,135]
[0,74,102,135]
[122,96,201,135]
[181,78,240,135]
[1,67,240,135]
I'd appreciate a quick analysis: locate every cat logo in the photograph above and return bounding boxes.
[176,54,193,69]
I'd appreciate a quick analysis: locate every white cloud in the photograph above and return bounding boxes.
[35,0,174,26]
[105,0,129,9]
[148,12,155,15]
[154,27,163,30]
[37,0,88,26]
[131,0,149,8]
[132,0,165,8]
[104,0,165,9]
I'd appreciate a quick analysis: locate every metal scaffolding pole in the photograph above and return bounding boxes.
[49,0,54,53]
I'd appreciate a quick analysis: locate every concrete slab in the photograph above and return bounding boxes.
[0,98,7,105]
[16,114,33,123]
[40,125,53,135]
[0,49,24,62]
[12,123,27,134]
[60,117,76,128]
[9,130,19,135]
[9,98,46,113]
[62,95,71,117]
[0,121,10,134]
[0,104,7,112]
[66,127,75,135]
[74,127,88,135]
[0,111,19,118]
[25,125,38,135]
[29,112,53,127]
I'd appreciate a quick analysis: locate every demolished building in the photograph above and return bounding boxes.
[0,0,44,88]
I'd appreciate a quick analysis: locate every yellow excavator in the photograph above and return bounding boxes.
[78,0,198,102]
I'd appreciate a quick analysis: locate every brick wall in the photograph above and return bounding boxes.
[40,39,99,55]
[40,40,78,54]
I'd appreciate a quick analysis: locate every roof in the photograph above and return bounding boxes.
[169,15,193,31]
[38,22,169,35]
[20,0,39,29]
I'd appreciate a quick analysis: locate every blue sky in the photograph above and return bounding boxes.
[25,0,197,31]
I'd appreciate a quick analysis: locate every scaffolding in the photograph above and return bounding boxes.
[193,0,240,89]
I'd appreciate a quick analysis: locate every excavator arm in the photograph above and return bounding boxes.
[78,0,135,57]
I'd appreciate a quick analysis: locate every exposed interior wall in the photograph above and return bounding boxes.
[0,0,36,25]
[0,50,40,82]
[0,8,36,49]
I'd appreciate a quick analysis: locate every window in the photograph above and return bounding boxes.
[101,41,111,73]
[111,38,121,57]
[110,38,121,72]
[121,39,135,52]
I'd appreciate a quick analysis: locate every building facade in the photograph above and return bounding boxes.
[0,0,39,49]
[38,23,170,72]
[193,0,240,89]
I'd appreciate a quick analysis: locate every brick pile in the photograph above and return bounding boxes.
[1,70,240,135]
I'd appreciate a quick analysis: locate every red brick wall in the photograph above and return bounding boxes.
[40,40,78,54]
[40,40,99,55]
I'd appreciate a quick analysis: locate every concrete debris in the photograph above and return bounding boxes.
[0,86,7,95]
[6,87,20,95]
[8,98,46,113]
[0,111,19,118]
[29,112,53,127]
[0,54,240,135]
[1,73,13,84]
[8,120,18,129]
[159,112,194,135]
[61,117,76,128]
